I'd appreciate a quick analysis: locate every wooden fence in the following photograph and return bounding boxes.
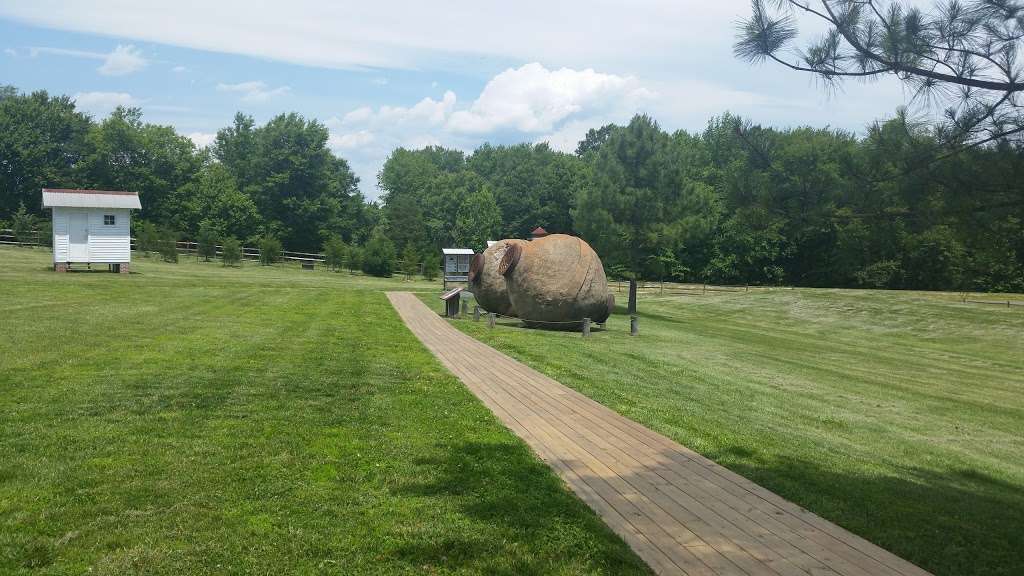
[0,228,325,263]
[0,228,43,247]
[4,228,1022,304]
[169,240,325,263]
[612,280,756,296]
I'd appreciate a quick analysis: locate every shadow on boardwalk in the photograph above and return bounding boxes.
[391,440,651,575]
[721,451,1024,576]
[400,438,1022,576]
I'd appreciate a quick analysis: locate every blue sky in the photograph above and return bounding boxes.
[0,1,916,200]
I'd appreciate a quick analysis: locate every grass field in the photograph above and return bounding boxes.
[0,246,649,575]
[438,285,1024,576]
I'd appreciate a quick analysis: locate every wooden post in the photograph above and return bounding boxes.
[582,317,591,338]
[488,313,495,328]
[473,305,480,322]
[630,315,638,336]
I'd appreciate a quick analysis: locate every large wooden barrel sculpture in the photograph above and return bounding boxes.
[468,239,527,317]
[499,234,614,326]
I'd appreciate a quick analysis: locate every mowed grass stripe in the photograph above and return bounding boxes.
[0,247,650,575]
[394,293,931,576]
[434,285,1024,576]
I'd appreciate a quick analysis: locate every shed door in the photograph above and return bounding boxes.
[69,211,88,261]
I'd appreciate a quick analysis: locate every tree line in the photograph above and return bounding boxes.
[0,86,373,254]
[379,114,1023,297]
[2,85,1022,293]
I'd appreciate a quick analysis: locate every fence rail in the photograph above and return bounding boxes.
[0,228,43,247]
[4,229,1023,304]
[0,228,327,262]
[964,299,1024,307]
[170,240,328,262]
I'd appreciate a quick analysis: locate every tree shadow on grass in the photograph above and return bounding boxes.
[712,450,1023,576]
[386,424,1021,576]
[390,440,651,575]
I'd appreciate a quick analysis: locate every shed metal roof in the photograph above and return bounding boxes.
[442,248,475,255]
[41,189,142,210]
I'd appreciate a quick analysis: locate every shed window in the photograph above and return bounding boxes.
[103,214,116,225]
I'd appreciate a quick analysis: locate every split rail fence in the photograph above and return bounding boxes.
[4,228,1022,307]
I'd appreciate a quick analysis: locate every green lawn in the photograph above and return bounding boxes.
[439,285,1024,576]
[0,246,649,575]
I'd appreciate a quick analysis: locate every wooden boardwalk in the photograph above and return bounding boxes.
[387,292,932,576]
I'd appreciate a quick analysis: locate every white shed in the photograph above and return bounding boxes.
[42,188,142,273]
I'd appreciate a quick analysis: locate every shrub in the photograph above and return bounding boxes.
[196,220,220,261]
[10,202,38,245]
[134,221,161,255]
[361,229,396,277]
[37,219,52,247]
[158,227,179,263]
[346,245,362,275]
[258,235,282,266]
[421,251,438,280]
[221,236,242,266]
[902,226,965,290]
[401,245,420,280]
[323,236,346,271]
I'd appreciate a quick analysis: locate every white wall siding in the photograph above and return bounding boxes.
[52,208,70,263]
[87,209,131,262]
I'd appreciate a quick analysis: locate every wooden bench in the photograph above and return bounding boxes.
[301,260,315,270]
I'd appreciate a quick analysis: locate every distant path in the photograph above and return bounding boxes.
[387,292,932,576]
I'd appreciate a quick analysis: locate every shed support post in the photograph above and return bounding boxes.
[630,315,638,336]
[582,317,591,338]
[488,313,495,328]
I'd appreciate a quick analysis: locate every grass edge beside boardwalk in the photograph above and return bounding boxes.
[0,246,651,575]
[428,288,1024,576]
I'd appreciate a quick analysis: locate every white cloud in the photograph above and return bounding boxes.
[336,64,653,138]
[216,80,291,102]
[30,44,147,75]
[447,63,653,134]
[328,130,375,149]
[72,91,138,115]
[338,107,373,125]
[97,44,147,75]
[30,46,99,59]
[370,76,388,86]
[327,64,659,199]
[4,48,16,57]
[0,1,736,73]
[535,119,596,153]
[339,91,457,128]
[188,132,217,148]
[171,65,187,73]
[401,134,443,149]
